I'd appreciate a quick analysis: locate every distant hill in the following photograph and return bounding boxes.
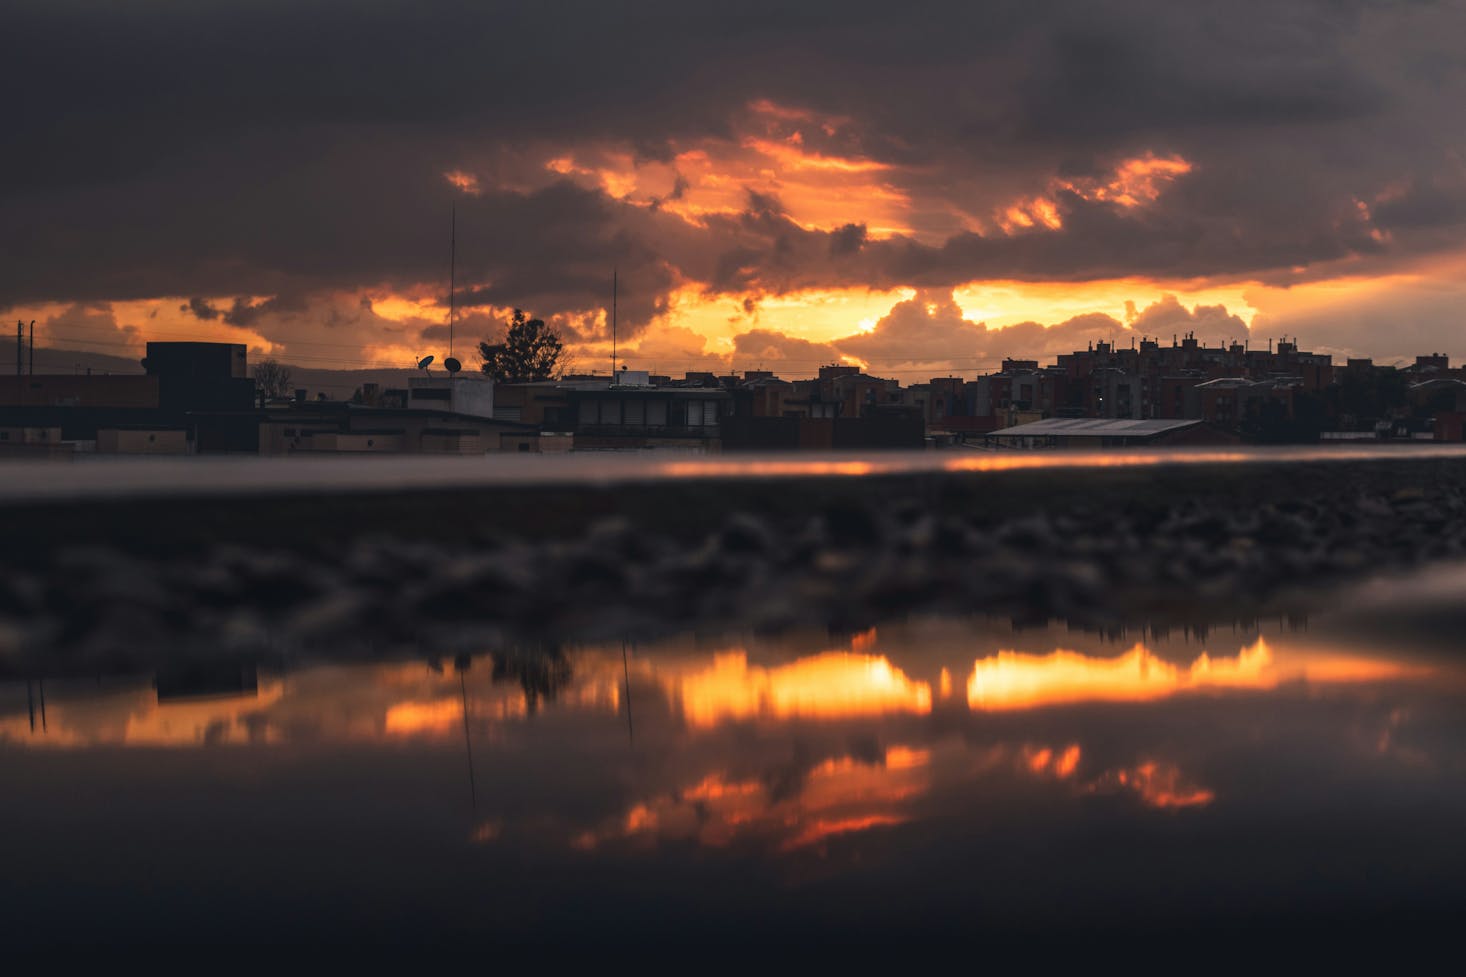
[19,345,428,401]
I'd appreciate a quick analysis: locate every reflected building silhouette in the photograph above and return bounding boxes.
[490,647,573,714]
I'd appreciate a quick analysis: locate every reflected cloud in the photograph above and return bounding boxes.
[1089,761,1215,810]
[967,638,1426,711]
[0,679,285,748]
[663,650,932,728]
[1024,744,1082,779]
[572,744,931,852]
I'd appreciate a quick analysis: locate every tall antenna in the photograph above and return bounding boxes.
[449,203,456,361]
[28,320,34,375]
[611,267,618,379]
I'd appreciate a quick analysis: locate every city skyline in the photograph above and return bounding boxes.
[8,2,1466,375]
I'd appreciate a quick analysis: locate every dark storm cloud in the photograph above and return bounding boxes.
[4,0,1465,337]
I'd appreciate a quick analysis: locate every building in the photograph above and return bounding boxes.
[406,375,495,418]
[144,342,255,411]
[0,425,72,459]
[984,417,1237,449]
[0,374,159,409]
[257,402,537,455]
[567,385,731,451]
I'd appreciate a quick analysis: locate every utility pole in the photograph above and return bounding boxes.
[611,268,618,379]
[28,320,34,375]
[15,321,21,377]
[449,203,456,361]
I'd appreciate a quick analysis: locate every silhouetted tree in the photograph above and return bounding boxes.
[478,310,563,382]
[252,358,292,400]
[490,647,572,715]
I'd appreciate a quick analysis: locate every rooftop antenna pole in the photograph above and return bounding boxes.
[611,267,618,380]
[28,320,34,375]
[621,638,634,745]
[459,667,477,810]
[449,202,456,362]
[15,322,21,377]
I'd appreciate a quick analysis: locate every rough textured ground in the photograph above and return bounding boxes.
[3,453,1465,676]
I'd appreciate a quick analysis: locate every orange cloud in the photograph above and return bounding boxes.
[997,153,1192,234]
[444,169,483,196]
[537,99,914,237]
[1062,153,1193,208]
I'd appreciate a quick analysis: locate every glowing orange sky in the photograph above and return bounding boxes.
[7,96,1460,376]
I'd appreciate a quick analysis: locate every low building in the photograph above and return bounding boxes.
[0,374,159,408]
[984,417,1237,449]
[96,428,190,454]
[0,425,73,459]
[407,376,495,418]
[721,410,924,451]
[568,386,731,451]
[257,403,536,455]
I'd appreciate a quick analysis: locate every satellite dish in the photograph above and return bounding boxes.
[417,355,435,374]
[444,356,462,374]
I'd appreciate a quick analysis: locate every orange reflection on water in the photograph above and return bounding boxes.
[384,699,475,736]
[576,744,931,851]
[968,640,1270,710]
[966,638,1425,711]
[1024,744,1082,779]
[660,460,880,479]
[1093,761,1215,810]
[0,680,286,748]
[942,452,1253,475]
[781,814,909,851]
[967,630,1424,707]
[669,651,932,727]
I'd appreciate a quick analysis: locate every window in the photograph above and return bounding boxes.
[703,401,718,426]
[647,400,668,426]
[624,399,646,426]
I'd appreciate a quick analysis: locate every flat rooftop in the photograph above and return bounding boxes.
[988,417,1204,437]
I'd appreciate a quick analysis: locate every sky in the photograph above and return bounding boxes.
[6,0,1466,378]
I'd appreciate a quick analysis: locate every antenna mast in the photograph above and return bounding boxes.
[449,203,456,361]
[611,267,618,379]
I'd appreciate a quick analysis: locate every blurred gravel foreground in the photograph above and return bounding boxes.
[4,450,1466,676]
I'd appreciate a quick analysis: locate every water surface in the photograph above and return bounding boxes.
[4,593,1464,950]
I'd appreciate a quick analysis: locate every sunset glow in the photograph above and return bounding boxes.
[966,639,1425,711]
[666,651,933,728]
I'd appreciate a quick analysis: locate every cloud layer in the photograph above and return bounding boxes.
[6,1,1466,369]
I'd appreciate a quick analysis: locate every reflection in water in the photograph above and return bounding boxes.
[2,612,1462,946]
[966,637,1423,710]
[650,446,1466,484]
[1024,744,1082,779]
[1090,762,1215,809]
[664,649,932,727]
[572,744,932,852]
